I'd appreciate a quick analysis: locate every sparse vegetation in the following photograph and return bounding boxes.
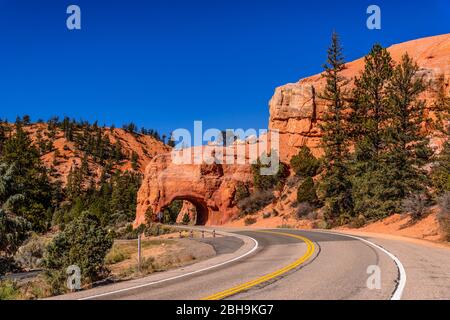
[244,217,257,226]
[296,202,315,220]
[401,193,430,221]
[437,192,450,241]
[237,190,274,215]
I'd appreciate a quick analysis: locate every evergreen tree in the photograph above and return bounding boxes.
[168,132,176,147]
[252,151,288,191]
[297,177,318,205]
[131,151,139,170]
[1,122,53,231]
[385,54,432,200]
[349,44,396,219]
[432,126,450,193]
[318,32,353,222]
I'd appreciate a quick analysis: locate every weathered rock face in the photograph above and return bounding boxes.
[136,33,450,227]
[270,33,450,162]
[134,146,255,226]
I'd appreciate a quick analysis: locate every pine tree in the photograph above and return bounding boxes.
[318,32,353,223]
[0,120,6,155]
[1,122,53,231]
[131,151,139,170]
[168,132,176,147]
[349,45,397,219]
[385,54,432,200]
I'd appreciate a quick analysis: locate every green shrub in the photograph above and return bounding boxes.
[234,182,250,202]
[350,215,366,228]
[14,233,48,270]
[181,213,190,225]
[105,246,128,265]
[313,219,329,229]
[244,217,257,226]
[0,280,20,300]
[290,146,321,178]
[43,212,113,294]
[297,177,318,204]
[252,152,289,191]
[262,212,271,219]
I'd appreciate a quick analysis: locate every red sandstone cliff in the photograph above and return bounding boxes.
[135,33,450,226]
[269,33,450,161]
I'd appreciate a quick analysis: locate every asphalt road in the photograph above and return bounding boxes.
[53,229,450,300]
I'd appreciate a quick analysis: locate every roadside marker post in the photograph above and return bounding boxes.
[137,233,142,273]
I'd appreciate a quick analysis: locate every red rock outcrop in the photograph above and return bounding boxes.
[270,33,450,161]
[135,146,256,226]
[136,33,450,226]
[21,123,170,185]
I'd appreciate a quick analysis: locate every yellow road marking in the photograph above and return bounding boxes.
[202,231,315,300]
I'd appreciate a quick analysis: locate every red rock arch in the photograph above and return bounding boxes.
[162,195,209,225]
[134,148,254,227]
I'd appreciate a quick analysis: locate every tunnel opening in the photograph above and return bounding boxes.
[161,196,209,226]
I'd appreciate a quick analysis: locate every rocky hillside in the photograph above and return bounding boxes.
[11,121,171,185]
[269,33,450,161]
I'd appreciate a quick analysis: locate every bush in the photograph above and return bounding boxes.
[181,213,190,225]
[105,246,128,265]
[438,192,450,241]
[0,280,20,300]
[0,209,31,257]
[43,212,113,294]
[350,215,366,228]
[296,202,315,220]
[290,146,321,178]
[144,223,176,237]
[297,177,318,204]
[262,212,271,219]
[244,217,257,226]
[252,152,289,191]
[0,257,21,276]
[234,182,250,202]
[14,233,48,270]
[313,219,329,229]
[402,193,430,221]
[237,190,274,215]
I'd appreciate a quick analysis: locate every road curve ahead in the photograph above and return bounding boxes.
[53,229,450,300]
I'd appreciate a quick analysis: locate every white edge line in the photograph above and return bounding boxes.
[314,230,406,300]
[78,235,259,300]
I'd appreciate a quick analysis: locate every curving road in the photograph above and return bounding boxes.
[52,229,450,300]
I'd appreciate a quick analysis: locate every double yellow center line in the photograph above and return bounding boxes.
[202,231,315,300]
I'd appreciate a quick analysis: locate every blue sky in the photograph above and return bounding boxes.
[0,0,449,137]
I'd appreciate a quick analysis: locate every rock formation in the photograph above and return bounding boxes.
[134,146,256,226]
[135,33,450,226]
[270,33,450,161]
[21,123,170,185]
